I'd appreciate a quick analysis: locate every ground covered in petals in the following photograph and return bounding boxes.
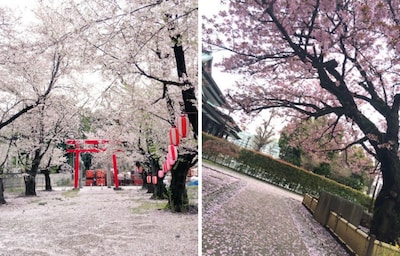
[0,186,198,256]
[202,163,350,256]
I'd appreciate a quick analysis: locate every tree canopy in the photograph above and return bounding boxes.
[203,0,400,243]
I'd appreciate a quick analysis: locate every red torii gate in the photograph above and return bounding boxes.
[66,139,121,189]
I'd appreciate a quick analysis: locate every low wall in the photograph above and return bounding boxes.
[302,194,400,256]
[314,191,364,227]
[327,211,372,255]
[2,173,72,190]
[302,193,318,213]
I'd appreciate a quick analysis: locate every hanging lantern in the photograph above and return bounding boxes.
[146,175,151,184]
[169,126,180,146]
[158,170,164,178]
[168,144,178,161]
[166,158,172,171]
[167,153,175,167]
[152,176,158,185]
[162,161,166,173]
[163,161,168,173]
[177,114,190,138]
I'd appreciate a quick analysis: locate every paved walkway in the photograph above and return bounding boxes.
[202,163,350,256]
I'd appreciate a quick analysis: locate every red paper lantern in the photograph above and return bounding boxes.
[158,170,164,178]
[146,175,151,184]
[168,144,178,161]
[152,176,158,185]
[177,114,190,138]
[169,126,180,146]
[166,159,172,171]
[167,153,175,167]
[163,161,168,173]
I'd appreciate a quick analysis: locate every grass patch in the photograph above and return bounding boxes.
[29,199,40,204]
[187,185,198,200]
[131,200,165,214]
[62,189,79,198]
[56,178,73,186]
[5,187,24,194]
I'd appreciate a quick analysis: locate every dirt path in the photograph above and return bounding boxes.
[0,186,198,256]
[202,163,350,256]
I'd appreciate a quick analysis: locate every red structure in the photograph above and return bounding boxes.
[66,139,121,189]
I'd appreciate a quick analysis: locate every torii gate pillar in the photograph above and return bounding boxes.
[112,153,121,190]
[74,149,80,189]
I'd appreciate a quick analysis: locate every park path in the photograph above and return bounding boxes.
[0,186,197,256]
[202,163,350,256]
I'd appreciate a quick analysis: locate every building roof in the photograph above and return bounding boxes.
[202,51,241,139]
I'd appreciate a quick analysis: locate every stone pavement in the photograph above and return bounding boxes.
[202,163,350,256]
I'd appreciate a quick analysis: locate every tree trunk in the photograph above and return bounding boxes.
[42,169,52,191]
[24,148,42,196]
[146,171,154,194]
[0,178,6,204]
[370,151,400,244]
[149,157,167,199]
[153,176,168,200]
[168,153,196,212]
[141,171,147,190]
[24,174,37,196]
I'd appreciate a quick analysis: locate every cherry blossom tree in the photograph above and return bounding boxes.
[10,94,81,195]
[203,0,400,243]
[0,5,75,201]
[42,0,198,211]
[253,113,276,152]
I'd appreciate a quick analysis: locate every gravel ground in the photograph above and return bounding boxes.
[0,185,198,256]
[202,163,350,256]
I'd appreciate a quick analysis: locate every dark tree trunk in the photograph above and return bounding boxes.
[141,171,147,190]
[42,169,52,191]
[146,177,154,193]
[24,149,42,196]
[146,159,156,194]
[153,176,168,200]
[0,178,6,204]
[168,153,196,212]
[370,150,400,244]
[24,174,36,196]
[149,157,168,199]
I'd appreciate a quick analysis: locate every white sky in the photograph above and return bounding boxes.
[0,0,31,7]
[0,0,37,14]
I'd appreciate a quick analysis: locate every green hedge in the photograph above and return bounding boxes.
[202,133,371,209]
